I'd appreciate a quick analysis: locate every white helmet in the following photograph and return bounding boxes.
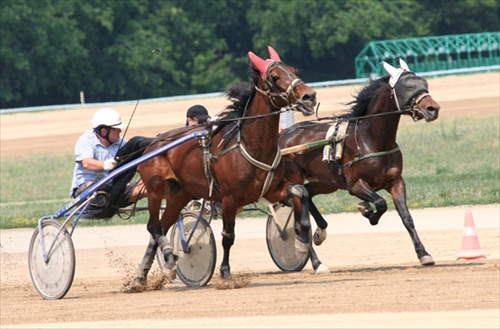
[92,108,125,129]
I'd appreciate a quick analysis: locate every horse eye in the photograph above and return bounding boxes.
[272,75,280,83]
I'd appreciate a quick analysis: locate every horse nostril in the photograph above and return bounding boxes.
[302,92,317,104]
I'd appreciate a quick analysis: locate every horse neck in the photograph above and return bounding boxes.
[361,89,401,147]
[240,91,280,155]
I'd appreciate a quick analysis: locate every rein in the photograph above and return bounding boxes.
[315,108,410,124]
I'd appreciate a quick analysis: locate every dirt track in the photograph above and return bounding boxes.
[1,72,499,328]
[1,205,499,328]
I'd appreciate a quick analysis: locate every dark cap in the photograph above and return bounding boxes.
[186,105,209,120]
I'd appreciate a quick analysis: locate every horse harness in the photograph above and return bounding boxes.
[307,72,433,167]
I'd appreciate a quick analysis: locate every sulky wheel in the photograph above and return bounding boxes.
[168,211,216,287]
[266,203,309,272]
[28,219,75,300]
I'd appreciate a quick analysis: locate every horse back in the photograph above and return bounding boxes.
[279,122,329,149]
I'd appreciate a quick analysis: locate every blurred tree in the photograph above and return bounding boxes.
[422,0,499,35]
[0,0,88,107]
[0,0,498,108]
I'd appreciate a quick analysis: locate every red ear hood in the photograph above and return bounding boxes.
[248,45,282,78]
[248,51,271,78]
[267,45,281,61]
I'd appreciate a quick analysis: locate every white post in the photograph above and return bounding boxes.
[279,110,294,132]
[80,91,85,104]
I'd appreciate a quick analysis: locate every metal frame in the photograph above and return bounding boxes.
[355,32,500,78]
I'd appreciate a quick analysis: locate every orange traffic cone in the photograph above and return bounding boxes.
[457,209,486,260]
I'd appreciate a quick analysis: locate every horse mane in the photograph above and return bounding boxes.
[340,76,390,119]
[223,65,259,115]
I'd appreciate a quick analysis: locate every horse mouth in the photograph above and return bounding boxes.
[417,108,440,122]
[296,103,316,116]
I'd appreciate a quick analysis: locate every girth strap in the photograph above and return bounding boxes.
[343,146,400,167]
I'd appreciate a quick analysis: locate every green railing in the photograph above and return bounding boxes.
[355,32,500,78]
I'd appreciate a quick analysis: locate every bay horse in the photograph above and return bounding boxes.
[280,59,440,270]
[113,46,317,283]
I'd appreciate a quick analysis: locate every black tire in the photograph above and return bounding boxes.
[169,211,216,287]
[28,219,75,300]
[266,204,309,272]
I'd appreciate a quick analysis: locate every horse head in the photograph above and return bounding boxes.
[383,59,440,122]
[248,46,317,116]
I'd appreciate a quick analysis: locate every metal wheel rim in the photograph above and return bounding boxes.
[28,219,75,300]
[266,204,309,272]
[171,211,216,287]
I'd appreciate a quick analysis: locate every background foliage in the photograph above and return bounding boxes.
[1,0,498,108]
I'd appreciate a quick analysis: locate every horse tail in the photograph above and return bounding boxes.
[98,136,154,218]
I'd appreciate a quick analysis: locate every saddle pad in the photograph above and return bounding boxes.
[322,120,349,162]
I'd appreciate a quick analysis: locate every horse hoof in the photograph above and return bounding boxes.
[357,201,372,216]
[294,238,308,254]
[162,247,177,269]
[420,255,435,266]
[315,263,329,275]
[220,272,232,280]
[313,227,327,246]
[166,265,178,282]
[133,277,146,288]
[220,265,232,280]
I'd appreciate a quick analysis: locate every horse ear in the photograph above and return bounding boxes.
[399,58,411,72]
[248,51,269,77]
[267,46,281,62]
[383,62,402,88]
[383,62,398,77]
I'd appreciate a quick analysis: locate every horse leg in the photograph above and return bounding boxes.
[286,184,329,274]
[135,176,176,285]
[135,235,159,285]
[309,199,328,246]
[156,192,193,280]
[287,185,328,274]
[132,175,163,286]
[390,179,435,265]
[305,183,333,245]
[286,184,311,252]
[350,181,387,225]
[219,201,237,280]
[308,244,329,274]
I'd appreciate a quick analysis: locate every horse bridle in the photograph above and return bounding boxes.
[392,73,432,121]
[254,62,306,111]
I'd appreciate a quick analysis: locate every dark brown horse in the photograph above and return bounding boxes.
[279,59,440,271]
[114,46,317,283]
